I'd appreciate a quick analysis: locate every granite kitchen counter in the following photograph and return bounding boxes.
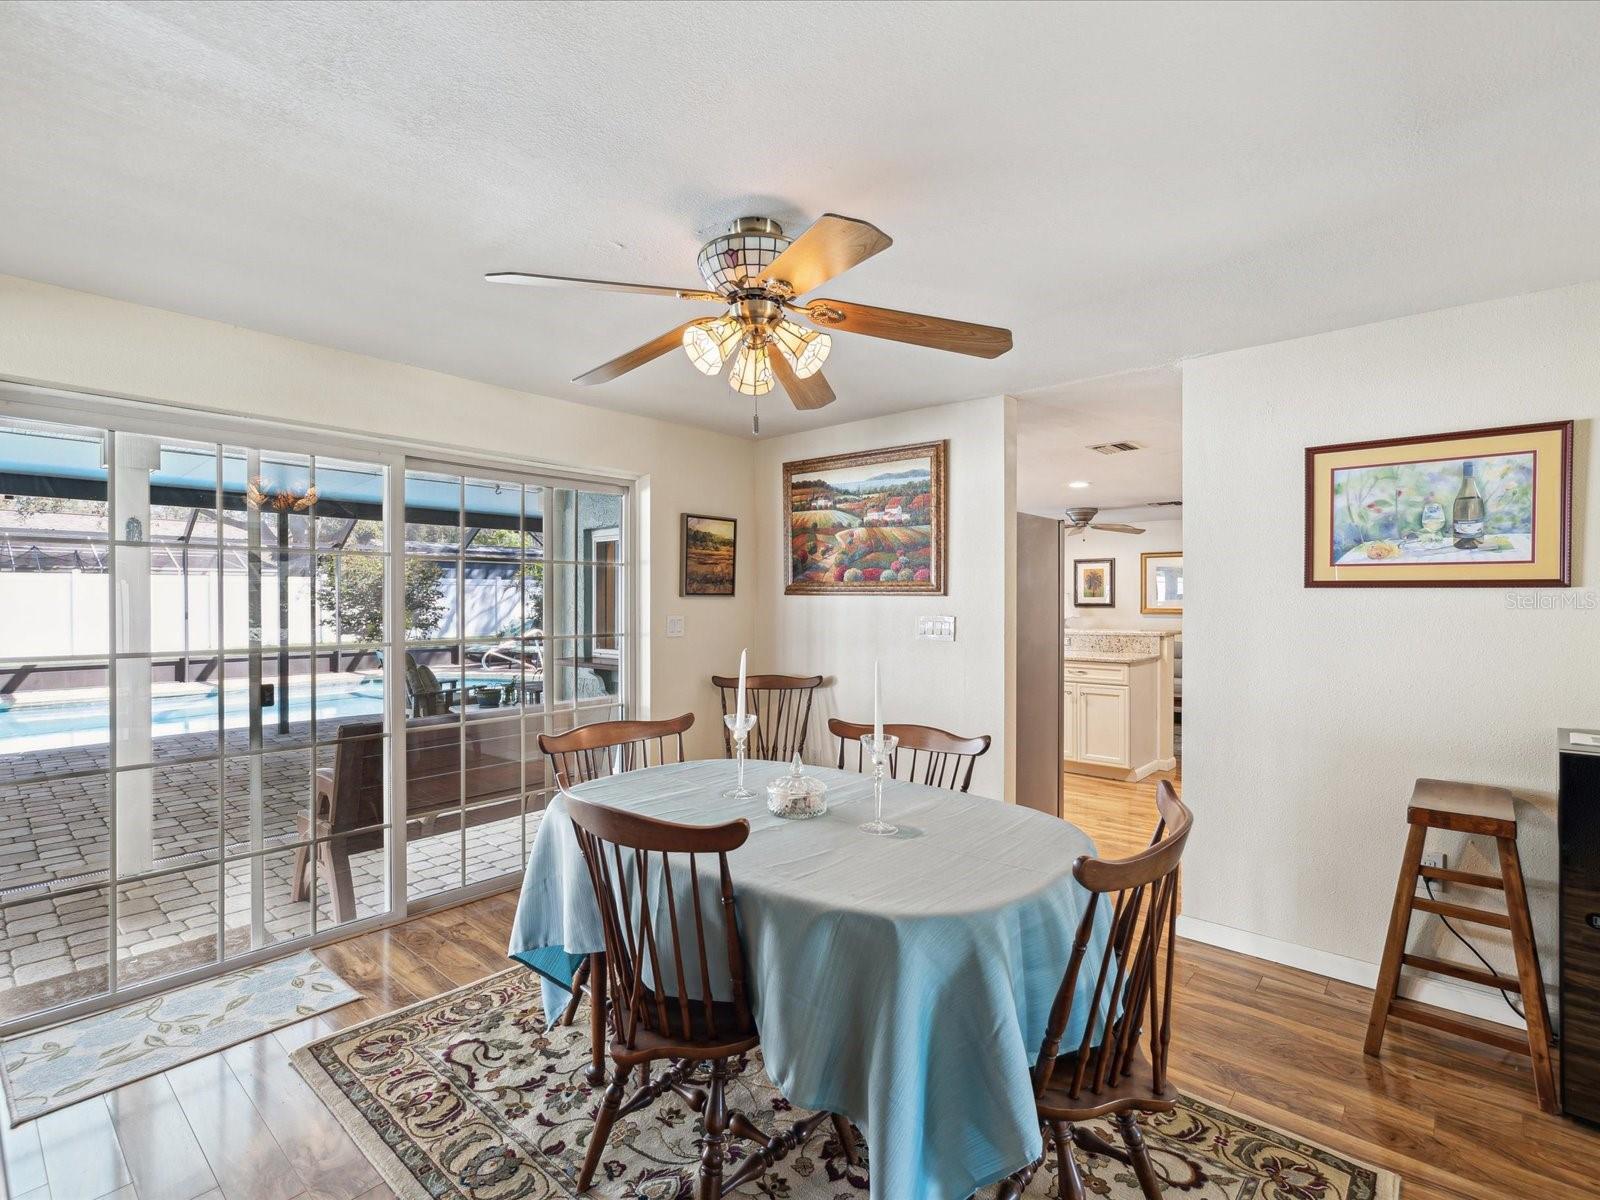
[1063,650,1161,664]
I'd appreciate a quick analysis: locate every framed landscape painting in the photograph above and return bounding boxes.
[1305,420,1572,587]
[1073,558,1115,607]
[681,514,736,596]
[784,440,947,595]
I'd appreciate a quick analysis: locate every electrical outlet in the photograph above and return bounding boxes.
[1421,852,1448,871]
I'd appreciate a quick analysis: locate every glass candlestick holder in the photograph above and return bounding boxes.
[859,733,900,835]
[723,712,759,800]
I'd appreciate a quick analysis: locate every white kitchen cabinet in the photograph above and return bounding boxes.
[1063,653,1163,780]
[1075,683,1129,766]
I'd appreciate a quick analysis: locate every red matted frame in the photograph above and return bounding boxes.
[1303,420,1573,588]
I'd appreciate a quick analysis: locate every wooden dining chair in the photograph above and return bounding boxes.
[538,713,695,1030]
[565,796,855,1196]
[998,781,1192,1200]
[829,718,992,793]
[539,712,694,787]
[711,672,822,761]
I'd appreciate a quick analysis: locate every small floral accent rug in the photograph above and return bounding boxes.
[2,950,358,1124]
[292,968,1399,1200]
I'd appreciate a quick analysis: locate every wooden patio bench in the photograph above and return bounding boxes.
[291,714,547,922]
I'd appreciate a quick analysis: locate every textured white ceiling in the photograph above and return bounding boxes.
[1016,368,1183,518]
[3,1,1600,437]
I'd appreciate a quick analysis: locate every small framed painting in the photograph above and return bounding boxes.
[1073,558,1115,607]
[784,440,947,595]
[1304,421,1573,587]
[1140,552,1183,615]
[681,514,737,596]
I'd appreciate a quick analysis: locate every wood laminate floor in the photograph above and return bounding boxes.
[2,768,1595,1200]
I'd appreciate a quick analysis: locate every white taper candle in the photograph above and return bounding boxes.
[873,659,883,750]
[736,648,747,729]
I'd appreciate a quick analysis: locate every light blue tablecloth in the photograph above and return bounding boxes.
[507,759,1112,1200]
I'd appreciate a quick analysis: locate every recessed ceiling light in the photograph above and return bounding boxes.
[1068,480,1091,488]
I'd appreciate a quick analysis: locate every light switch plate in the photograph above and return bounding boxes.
[916,615,956,642]
[665,616,685,638]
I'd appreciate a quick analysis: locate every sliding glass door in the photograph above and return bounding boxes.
[398,462,628,908]
[0,401,633,1030]
[0,411,394,1026]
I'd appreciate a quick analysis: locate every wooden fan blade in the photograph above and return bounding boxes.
[486,272,723,302]
[757,214,892,297]
[799,298,1012,358]
[767,343,836,410]
[1090,523,1145,534]
[573,322,697,385]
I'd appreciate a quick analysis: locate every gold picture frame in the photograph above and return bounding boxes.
[783,440,948,595]
[1140,551,1183,615]
[1304,421,1572,587]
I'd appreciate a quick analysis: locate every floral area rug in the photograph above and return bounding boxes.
[292,968,1399,1199]
[2,950,358,1123]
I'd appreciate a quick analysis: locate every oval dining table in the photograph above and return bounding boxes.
[508,758,1115,1200]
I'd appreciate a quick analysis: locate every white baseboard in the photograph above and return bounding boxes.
[1175,914,1535,1030]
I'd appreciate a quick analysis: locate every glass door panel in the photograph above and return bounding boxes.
[0,412,393,1028]
[400,463,624,907]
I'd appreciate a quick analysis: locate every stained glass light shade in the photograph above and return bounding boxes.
[770,319,832,379]
[729,341,775,395]
[682,315,744,375]
[697,232,791,295]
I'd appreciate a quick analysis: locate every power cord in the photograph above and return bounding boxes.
[1421,877,1526,1021]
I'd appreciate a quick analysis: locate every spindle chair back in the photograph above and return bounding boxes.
[712,673,822,761]
[539,712,694,788]
[829,718,991,792]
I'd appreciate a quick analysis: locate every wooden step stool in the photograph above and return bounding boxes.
[1364,778,1557,1114]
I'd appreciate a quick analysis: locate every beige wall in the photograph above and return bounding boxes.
[1183,280,1600,1025]
[752,396,1018,799]
[0,273,757,762]
[1064,517,1183,630]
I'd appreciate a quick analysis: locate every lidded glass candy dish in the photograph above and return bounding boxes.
[767,754,828,820]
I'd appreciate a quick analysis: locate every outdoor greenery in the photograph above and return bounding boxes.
[317,555,447,642]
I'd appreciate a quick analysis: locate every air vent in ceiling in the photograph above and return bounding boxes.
[1088,440,1142,455]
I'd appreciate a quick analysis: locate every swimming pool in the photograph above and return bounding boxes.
[0,671,543,755]
[0,676,388,754]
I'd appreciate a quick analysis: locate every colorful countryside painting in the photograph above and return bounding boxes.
[1305,421,1572,587]
[784,440,947,595]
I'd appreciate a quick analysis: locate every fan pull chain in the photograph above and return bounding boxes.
[752,391,760,436]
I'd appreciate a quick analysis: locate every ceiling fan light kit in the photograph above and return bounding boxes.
[729,340,775,396]
[683,314,744,375]
[488,212,1014,418]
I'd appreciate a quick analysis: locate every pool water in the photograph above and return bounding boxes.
[0,676,389,754]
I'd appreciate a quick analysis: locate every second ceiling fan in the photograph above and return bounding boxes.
[487,213,1013,413]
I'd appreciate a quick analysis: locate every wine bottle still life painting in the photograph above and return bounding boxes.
[1305,421,1572,587]
[1331,454,1530,564]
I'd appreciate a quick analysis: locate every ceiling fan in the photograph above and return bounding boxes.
[486,214,1013,415]
[1063,507,1146,538]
